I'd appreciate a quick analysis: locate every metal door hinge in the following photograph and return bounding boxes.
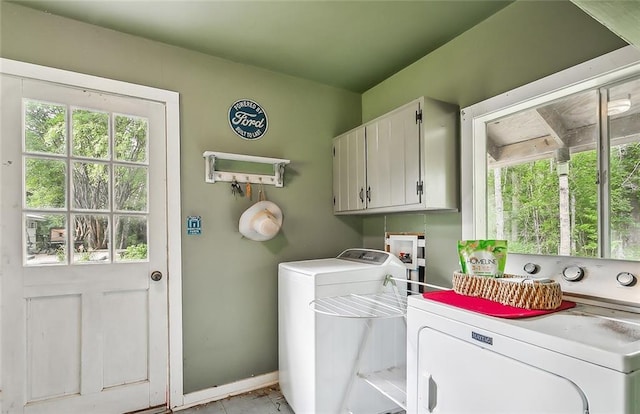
[416,109,423,123]
[416,181,424,195]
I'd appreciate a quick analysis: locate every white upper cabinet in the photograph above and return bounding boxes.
[333,97,458,214]
[333,126,366,212]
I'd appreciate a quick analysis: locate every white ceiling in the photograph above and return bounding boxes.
[9,0,513,92]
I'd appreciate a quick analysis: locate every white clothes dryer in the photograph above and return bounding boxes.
[278,249,407,414]
[407,254,640,414]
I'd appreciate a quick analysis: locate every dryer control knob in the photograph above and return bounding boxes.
[562,266,584,282]
[616,272,636,287]
[523,263,539,274]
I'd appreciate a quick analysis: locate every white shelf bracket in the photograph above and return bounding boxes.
[203,151,291,188]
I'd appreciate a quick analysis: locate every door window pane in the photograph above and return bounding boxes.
[114,216,147,262]
[25,157,66,209]
[72,214,110,263]
[72,161,109,210]
[25,214,67,265]
[115,114,148,163]
[114,165,147,212]
[72,109,109,159]
[24,101,66,155]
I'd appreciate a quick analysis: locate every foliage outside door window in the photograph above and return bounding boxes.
[23,100,150,265]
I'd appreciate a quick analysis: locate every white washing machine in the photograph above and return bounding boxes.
[407,254,640,414]
[278,249,408,414]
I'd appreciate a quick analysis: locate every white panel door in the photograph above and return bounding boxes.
[1,75,168,414]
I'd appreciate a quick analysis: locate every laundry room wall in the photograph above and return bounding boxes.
[1,0,630,398]
[360,0,627,287]
[0,2,363,394]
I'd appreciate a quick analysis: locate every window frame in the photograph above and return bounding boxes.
[461,45,640,260]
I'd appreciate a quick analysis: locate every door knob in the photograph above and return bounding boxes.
[150,271,163,281]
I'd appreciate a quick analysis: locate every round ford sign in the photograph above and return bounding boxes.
[228,99,268,140]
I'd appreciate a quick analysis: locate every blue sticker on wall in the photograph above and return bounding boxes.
[228,99,268,140]
[186,216,201,235]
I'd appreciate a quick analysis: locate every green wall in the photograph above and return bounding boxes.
[0,2,363,393]
[360,0,627,288]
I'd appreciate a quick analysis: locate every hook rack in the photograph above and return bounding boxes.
[203,151,291,188]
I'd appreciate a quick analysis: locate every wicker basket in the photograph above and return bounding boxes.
[452,272,563,310]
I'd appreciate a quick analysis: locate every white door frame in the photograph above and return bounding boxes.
[0,58,184,409]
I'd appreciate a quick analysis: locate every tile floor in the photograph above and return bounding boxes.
[178,385,294,414]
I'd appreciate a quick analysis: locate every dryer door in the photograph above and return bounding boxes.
[417,327,587,413]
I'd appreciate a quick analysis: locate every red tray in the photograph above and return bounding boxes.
[422,290,575,319]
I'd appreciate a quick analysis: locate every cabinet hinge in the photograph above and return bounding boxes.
[416,181,424,195]
[333,146,335,157]
[416,109,423,124]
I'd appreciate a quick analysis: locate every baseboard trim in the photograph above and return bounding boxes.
[177,371,279,410]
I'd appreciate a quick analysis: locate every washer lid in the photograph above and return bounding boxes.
[278,258,373,276]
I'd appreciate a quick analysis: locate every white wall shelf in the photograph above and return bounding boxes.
[202,151,291,187]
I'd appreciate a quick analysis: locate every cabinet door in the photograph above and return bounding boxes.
[366,101,421,210]
[333,127,366,212]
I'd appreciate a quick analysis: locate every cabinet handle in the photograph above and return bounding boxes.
[359,188,364,203]
[366,186,371,202]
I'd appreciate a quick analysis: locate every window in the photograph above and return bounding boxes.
[461,46,640,261]
[23,99,150,265]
